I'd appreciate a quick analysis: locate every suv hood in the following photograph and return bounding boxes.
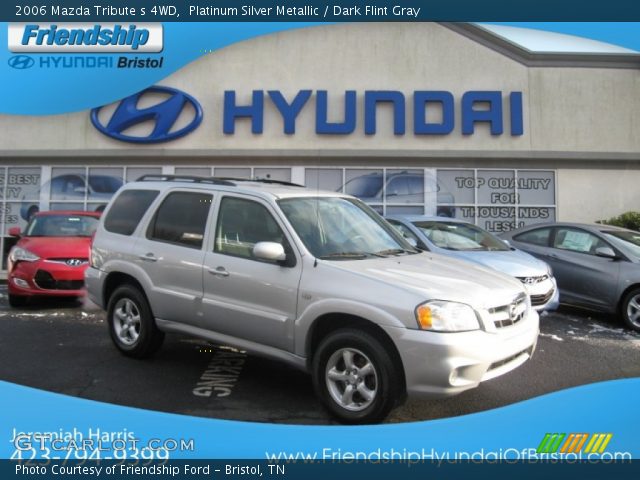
[443,249,549,278]
[17,236,92,259]
[323,252,526,309]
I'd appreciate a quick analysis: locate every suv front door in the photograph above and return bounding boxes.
[201,195,302,351]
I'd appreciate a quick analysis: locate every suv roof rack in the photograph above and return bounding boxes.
[136,175,304,188]
[216,177,304,188]
[136,175,236,186]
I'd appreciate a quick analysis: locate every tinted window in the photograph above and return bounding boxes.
[88,175,123,193]
[514,228,552,247]
[408,176,425,195]
[553,228,607,255]
[104,190,159,236]
[50,175,85,197]
[148,192,213,248]
[387,177,409,197]
[343,175,383,198]
[215,197,288,261]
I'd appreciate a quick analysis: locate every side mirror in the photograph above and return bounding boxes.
[405,237,418,248]
[8,227,21,237]
[253,242,286,262]
[595,246,617,259]
[503,239,511,247]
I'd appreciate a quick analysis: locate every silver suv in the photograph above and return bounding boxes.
[86,176,539,424]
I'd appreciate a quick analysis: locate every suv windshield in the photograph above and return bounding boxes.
[278,197,415,259]
[25,214,99,237]
[602,230,640,259]
[414,221,509,252]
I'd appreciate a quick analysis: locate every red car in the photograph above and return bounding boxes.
[7,211,101,307]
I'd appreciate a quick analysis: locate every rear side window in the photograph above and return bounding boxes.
[513,227,552,247]
[104,190,159,236]
[148,192,213,249]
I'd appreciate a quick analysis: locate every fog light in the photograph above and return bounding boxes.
[13,278,29,288]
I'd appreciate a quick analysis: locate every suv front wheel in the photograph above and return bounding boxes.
[312,328,400,424]
[107,284,164,358]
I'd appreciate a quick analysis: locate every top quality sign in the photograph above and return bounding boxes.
[7,23,163,52]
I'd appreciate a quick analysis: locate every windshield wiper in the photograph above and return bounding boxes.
[373,248,415,256]
[318,252,371,260]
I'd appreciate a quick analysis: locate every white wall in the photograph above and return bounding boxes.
[0,23,638,156]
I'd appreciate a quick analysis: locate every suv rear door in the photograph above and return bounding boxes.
[132,189,213,325]
[201,194,302,351]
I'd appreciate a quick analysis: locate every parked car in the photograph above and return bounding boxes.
[7,211,102,307]
[501,222,640,331]
[386,216,559,312]
[339,171,455,217]
[86,175,539,424]
[20,174,123,220]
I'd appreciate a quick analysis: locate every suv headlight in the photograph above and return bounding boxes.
[415,300,480,332]
[9,247,40,263]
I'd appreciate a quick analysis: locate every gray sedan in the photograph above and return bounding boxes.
[500,222,640,331]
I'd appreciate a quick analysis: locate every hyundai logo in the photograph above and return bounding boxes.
[8,55,35,69]
[90,86,203,144]
[65,259,85,267]
[509,301,518,322]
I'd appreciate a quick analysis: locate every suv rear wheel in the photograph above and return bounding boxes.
[107,284,164,358]
[312,328,399,424]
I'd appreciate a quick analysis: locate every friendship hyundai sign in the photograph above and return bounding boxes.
[92,86,524,143]
[8,23,163,52]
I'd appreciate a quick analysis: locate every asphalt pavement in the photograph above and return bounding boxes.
[0,285,638,424]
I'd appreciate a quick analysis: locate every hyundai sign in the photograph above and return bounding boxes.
[92,87,524,143]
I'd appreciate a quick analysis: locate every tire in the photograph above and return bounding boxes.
[8,295,28,308]
[107,284,164,358]
[312,328,401,424]
[621,288,640,332]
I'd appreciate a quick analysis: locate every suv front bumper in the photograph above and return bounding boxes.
[382,309,539,398]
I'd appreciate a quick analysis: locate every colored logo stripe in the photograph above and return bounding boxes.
[584,433,613,454]
[536,433,565,453]
[538,433,612,454]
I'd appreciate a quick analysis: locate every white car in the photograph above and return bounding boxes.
[386,216,559,311]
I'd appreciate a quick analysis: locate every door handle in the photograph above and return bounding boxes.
[139,253,158,262]
[208,267,230,277]
[549,253,559,259]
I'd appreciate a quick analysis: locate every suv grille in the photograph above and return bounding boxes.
[488,293,528,329]
[34,270,84,290]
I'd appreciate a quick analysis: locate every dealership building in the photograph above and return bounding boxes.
[0,22,639,269]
